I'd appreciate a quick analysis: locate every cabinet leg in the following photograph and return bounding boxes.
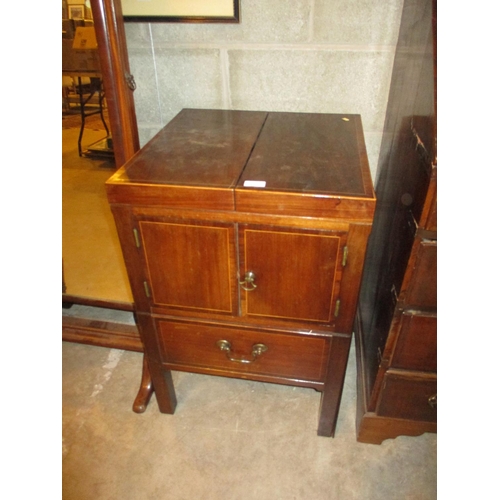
[132,354,177,414]
[155,369,177,414]
[132,354,154,413]
[134,313,178,415]
[317,335,352,437]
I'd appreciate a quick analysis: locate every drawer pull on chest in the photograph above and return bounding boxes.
[427,394,437,409]
[239,271,257,291]
[216,339,268,364]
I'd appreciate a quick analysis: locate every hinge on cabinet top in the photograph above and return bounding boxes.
[133,228,141,248]
[143,281,151,298]
[334,299,341,317]
[342,246,348,267]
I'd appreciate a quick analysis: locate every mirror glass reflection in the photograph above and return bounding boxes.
[62,1,133,305]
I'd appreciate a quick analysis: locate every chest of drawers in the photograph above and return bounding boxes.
[354,0,437,444]
[106,109,375,437]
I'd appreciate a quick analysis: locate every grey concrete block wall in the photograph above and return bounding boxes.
[124,0,404,180]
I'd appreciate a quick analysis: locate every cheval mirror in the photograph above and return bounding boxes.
[62,0,142,351]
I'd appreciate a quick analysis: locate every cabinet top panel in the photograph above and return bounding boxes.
[238,112,370,197]
[109,109,267,188]
[106,109,375,217]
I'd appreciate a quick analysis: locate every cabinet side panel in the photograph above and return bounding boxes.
[109,204,151,312]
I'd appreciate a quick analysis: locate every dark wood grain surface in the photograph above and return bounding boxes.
[111,109,267,187]
[238,112,369,196]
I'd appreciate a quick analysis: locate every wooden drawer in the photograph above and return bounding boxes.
[377,372,437,422]
[390,312,437,372]
[156,319,331,384]
[403,239,437,309]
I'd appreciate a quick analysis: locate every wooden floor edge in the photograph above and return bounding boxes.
[62,294,135,312]
[62,316,143,352]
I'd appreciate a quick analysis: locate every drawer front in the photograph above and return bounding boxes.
[156,320,330,383]
[390,312,437,372]
[377,372,437,422]
[404,239,437,309]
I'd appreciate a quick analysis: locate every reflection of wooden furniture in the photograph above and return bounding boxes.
[63,0,141,351]
[106,109,375,436]
[62,24,113,158]
[354,0,437,444]
[62,71,112,158]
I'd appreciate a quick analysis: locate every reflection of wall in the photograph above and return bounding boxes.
[125,0,404,180]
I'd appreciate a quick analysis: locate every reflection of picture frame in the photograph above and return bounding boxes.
[121,0,240,23]
[69,5,85,20]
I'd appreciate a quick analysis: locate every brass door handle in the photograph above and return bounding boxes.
[216,340,268,364]
[239,271,257,291]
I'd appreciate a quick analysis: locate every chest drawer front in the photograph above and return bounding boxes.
[377,372,437,422]
[403,239,437,309]
[156,319,330,383]
[390,312,437,372]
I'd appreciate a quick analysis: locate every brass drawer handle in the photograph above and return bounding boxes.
[216,339,268,364]
[239,271,257,291]
[428,394,437,409]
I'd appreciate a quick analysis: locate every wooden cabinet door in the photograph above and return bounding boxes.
[137,219,239,316]
[239,225,347,324]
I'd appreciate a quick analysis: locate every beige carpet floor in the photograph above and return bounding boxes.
[62,110,133,303]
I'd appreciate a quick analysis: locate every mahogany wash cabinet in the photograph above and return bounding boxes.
[106,109,375,437]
